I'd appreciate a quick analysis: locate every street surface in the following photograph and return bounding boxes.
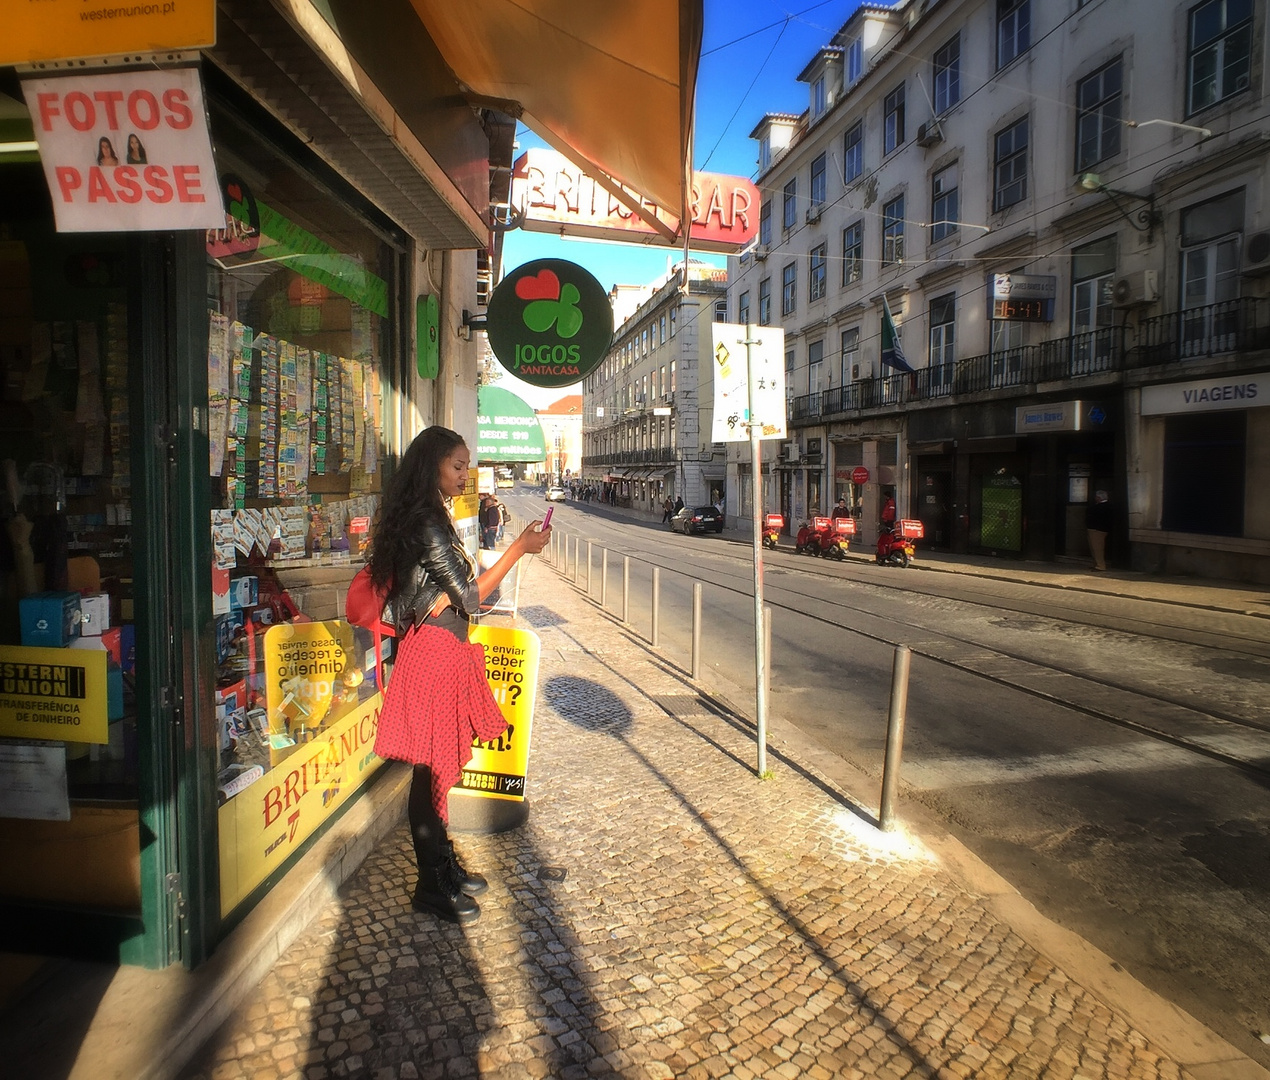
[506,489,1270,1067]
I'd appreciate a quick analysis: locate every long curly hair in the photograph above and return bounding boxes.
[368,426,465,596]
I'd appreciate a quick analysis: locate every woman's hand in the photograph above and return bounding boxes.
[518,520,552,555]
[427,593,451,618]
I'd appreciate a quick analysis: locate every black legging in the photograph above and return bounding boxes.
[407,764,447,867]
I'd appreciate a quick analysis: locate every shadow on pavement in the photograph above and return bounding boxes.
[542,670,938,1076]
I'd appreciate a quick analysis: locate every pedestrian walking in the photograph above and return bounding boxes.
[367,426,550,924]
[662,497,674,523]
[480,494,499,550]
[1086,489,1111,571]
[498,498,510,541]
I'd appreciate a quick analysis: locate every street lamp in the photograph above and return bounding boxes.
[1077,173,1162,243]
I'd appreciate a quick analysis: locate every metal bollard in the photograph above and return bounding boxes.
[878,645,912,832]
[571,536,579,582]
[651,566,660,647]
[586,541,593,593]
[622,556,630,622]
[691,581,702,680]
[601,549,608,607]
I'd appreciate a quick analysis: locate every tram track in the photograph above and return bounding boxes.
[516,500,1270,779]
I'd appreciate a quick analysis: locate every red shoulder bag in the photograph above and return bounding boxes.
[345,566,395,690]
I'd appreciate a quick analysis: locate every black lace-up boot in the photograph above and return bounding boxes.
[412,858,480,925]
[446,840,488,896]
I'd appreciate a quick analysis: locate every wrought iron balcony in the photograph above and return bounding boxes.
[787,299,1270,427]
[582,447,679,467]
[789,325,1128,422]
[1133,297,1270,366]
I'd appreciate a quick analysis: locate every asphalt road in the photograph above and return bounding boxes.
[505,489,1270,1066]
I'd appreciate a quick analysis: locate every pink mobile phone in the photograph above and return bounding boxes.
[541,507,554,528]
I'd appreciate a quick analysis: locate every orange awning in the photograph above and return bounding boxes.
[409,0,702,237]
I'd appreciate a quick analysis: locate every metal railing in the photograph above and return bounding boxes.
[782,300,1270,424]
[1134,296,1270,367]
[582,448,679,468]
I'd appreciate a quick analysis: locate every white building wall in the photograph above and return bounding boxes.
[725,0,1270,574]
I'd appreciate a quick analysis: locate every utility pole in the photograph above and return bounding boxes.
[745,322,768,776]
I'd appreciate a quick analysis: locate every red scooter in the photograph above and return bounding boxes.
[876,519,923,567]
[796,516,852,559]
[762,513,783,550]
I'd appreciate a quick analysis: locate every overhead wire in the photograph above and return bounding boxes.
[590,0,1253,425]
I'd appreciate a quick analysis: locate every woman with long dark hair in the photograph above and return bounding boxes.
[369,426,549,924]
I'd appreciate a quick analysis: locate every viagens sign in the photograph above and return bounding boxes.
[486,259,612,388]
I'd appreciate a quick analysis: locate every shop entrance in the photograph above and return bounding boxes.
[914,461,953,549]
[0,169,189,966]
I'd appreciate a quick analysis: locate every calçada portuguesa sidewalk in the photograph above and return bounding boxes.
[117,550,1270,1078]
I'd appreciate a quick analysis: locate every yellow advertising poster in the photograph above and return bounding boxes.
[218,691,384,915]
[0,645,108,745]
[3,0,216,66]
[452,467,481,556]
[263,620,358,765]
[459,624,541,802]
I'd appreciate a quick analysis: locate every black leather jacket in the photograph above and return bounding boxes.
[381,510,481,632]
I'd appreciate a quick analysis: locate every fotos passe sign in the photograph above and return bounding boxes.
[22,67,225,233]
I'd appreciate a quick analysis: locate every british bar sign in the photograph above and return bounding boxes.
[511,149,759,254]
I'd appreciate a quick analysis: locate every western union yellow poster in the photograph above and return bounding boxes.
[0,645,108,744]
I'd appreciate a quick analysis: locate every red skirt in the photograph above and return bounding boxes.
[374,623,508,825]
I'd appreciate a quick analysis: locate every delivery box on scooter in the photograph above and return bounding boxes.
[764,513,784,530]
[897,519,924,539]
[833,517,856,536]
[812,516,832,533]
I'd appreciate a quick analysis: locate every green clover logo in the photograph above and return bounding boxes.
[514,269,584,338]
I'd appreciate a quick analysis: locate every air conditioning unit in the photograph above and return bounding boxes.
[782,440,800,463]
[916,121,943,148]
[1244,231,1270,274]
[1112,269,1159,307]
[805,204,823,225]
[755,244,770,262]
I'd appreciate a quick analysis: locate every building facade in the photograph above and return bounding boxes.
[583,265,729,513]
[533,395,584,485]
[728,0,1270,581]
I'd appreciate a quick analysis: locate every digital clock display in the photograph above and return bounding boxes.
[993,298,1051,321]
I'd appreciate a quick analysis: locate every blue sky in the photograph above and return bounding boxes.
[498,0,861,406]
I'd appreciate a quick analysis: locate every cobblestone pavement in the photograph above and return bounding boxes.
[179,566,1197,1080]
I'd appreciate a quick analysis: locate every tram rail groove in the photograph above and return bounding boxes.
[523,510,1270,781]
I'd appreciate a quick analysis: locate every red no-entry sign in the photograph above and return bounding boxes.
[852,466,870,485]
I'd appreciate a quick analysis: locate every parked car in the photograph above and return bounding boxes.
[546,486,568,501]
[670,505,724,535]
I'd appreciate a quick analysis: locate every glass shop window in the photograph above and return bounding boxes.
[205,106,399,915]
[0,162,140,912]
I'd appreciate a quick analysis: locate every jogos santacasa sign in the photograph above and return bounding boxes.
[486,259,613,388]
